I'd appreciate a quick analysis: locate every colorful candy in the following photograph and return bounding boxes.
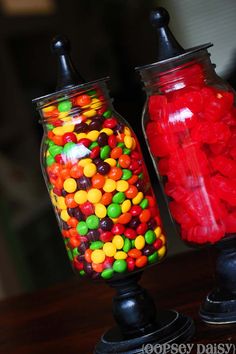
[42,86,166,279]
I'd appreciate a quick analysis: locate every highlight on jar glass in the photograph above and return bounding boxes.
[33,36,166,281]
[138,8,236,246]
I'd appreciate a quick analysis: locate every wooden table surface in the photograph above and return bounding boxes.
[0,249,235,354]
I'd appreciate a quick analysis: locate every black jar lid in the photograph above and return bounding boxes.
[32,35,108,107]
[136,7,213,71]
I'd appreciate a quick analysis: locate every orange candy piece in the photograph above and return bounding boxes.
[118,212,132,224]
[136,255,148,268]
[101,192,113,206]
[52,135,64,146]
[70,165,83,178]
[125,185,138,199]
[76,94,91,107]
[92,173,105,189]
[69,237,81,248]
[65,194,78,208]
[127,174,138,185]
[116,133,125,142]
[54,176,64,189]
[119,154,131,168]
[92,262,104,273]
[108,167,123,181]
[60,168,71,180]
[139,209,151,223]
[69,228,79,238]
[67,217,79,228]
[85,249,93,263]
[110,147,123,159]
[128,249,142,259]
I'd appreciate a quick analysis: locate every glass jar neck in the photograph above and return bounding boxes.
[139,50,220,95]
[37,80,113,130]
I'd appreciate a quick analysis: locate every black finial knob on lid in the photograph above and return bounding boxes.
[150,7,185,61]
[51,35,85,90]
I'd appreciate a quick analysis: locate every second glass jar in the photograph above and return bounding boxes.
[140,49,236,245]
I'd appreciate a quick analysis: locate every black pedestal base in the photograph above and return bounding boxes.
[199,288,236,324]
[95,310,195,354]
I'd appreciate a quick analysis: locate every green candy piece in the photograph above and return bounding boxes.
[86,215,100,230]
[117,142,125,148]
[79,270,86,276]
[46,155,55,166]
[48,140,55,147]
[89,141,99,149]
[90,241,104,250]
[101,268,114,279]
[145,230,156,244]
[121,169,132,180]
[140,198,149,209]
[123,238,131,253]
[49,144,63,157]
[123,148,131,155]
[58,100,72,112]
[138,172,144,179]
[76,221,88,236]
[107,203,122,218]
[113,259,127,273]
[148,252,159,264]
[67,249,73,261]
[63,142,75,154]
[46,124,54,130]
[131,240,135,248]
[73,248,80,257]
[87,89,97,96]
[100,145,111,160]
[103,109,112,118]
[112,192,126,204]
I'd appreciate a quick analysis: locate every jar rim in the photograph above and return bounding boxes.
[32,76,110,109]
[135,43,212,72]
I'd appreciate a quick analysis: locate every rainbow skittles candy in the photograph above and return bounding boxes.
[34,36,166,281]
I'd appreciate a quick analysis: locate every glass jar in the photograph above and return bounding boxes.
[139,49,236,245]
[35,78,167,280]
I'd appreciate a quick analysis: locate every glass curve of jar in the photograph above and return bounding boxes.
[140,49,236,245]
[36,79,167,280]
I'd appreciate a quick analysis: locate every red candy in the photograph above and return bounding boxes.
[146,63,236,245]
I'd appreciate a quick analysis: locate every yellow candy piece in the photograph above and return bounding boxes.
[83,109,97,118]
[84,163,97,177]
[100,128,113,136]
[103,242,116,257]
[87,130,100,141]
[60,210,70,222]
[58,111,69,119]
[62,124,75,133]
[112,235,124,250]
[74,190,88,204]
[63,178,77,193]
[104,158,117,167]
[116,180,129,192]
[50,190,57,207]
[124,135,133,149]
[78,158,92,167]
[46,151,50,157]
[124,126,131,136]
[159,234,166,245]
[132,192,144,205]
[95,203,107,218]
[90,98,102,109]
[60,116,71,122]
[87,188,102,204]
[57,196,67,210]
[76,133,87,140]
[52,126,64,136]
[103,178,117,193]
[114,251,127,260]
[154,226,162,238]
[121,199,131,213]
[43,105,56,113]
[135,235,145,250]
[157,246,166,260]
[85,119,91,125]
[91,250,106,264]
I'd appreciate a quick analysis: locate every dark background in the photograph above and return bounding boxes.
[0,0,235,299]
